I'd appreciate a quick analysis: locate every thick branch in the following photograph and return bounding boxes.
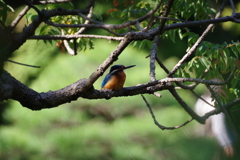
[1,69,229,111]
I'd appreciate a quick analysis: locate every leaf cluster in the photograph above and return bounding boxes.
[176,31,240,103]
[0,0,14,23]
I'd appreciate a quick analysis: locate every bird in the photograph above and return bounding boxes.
[101,64,135,90]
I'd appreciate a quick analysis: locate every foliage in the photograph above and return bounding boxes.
[0,0,14,23]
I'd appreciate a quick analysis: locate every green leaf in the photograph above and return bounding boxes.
[0,0,14,23]
[199,57,210,69]
[169,30,176,43]
[231,77,238,88]
[230,45,239,59]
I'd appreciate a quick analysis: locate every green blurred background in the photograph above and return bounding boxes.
[1,1,240,160]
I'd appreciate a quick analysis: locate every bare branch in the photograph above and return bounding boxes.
[36,0,75,4]
[153,92,162,98]
[168,87,205,124]
[190,90,214,108]
[6,60,40,68]
[141,94,193,130]
[229,0,236,14]
[201,97,240,121]
[156,16,188,22]
[76,6,94,34]
[149,36,159,81]
[155,56,170,74]
[24,0,42,15]
[29,34,124,41]
[61,29,77,55]
[148,0,174,81]
[9,5,30,31]
[143,0,164,31]
[158,0,175,34]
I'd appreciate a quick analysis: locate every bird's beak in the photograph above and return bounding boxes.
[124,65,136,70]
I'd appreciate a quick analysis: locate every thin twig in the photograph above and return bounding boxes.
[9,5,30,31]
[200,97,240,121]
[24,0,42,15]
[36,0,74,4]
[145,77,226,90]
[76,6,94,34]
[153,92,162,98]
[149,36,159,81]
[7,60,40,68]
[61,29,77,55]
[148,0,175,98]
[156,16,188,22]
[141,94,193,130]
[143,0,164,31]
[29,34,124,41]
[155,56,170,74]
[136,21,144,31]
[45,20,123,36]
[168,87,205,123]
[190,90,215,107]
[229,0,236,14]
[157,0,175,34]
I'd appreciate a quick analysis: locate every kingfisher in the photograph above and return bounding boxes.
[101,64,136,90]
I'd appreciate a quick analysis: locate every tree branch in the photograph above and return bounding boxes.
[28,34,124,41]
[24,0,42,15]
[141,94,193,130]
[1,68,229,111]
[201,97,240,121]
[168,87,205,124]
[61,29,77,55]
[36,0,75,4]
[76,5,94,34]
[9,5,31,31]
[149,36,159,82]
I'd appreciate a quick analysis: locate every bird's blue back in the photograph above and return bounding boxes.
[101,73,112,88]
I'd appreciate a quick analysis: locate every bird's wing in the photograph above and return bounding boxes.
[101,73,111,88]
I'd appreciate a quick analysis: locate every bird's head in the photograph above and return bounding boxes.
[109,65,135,74]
